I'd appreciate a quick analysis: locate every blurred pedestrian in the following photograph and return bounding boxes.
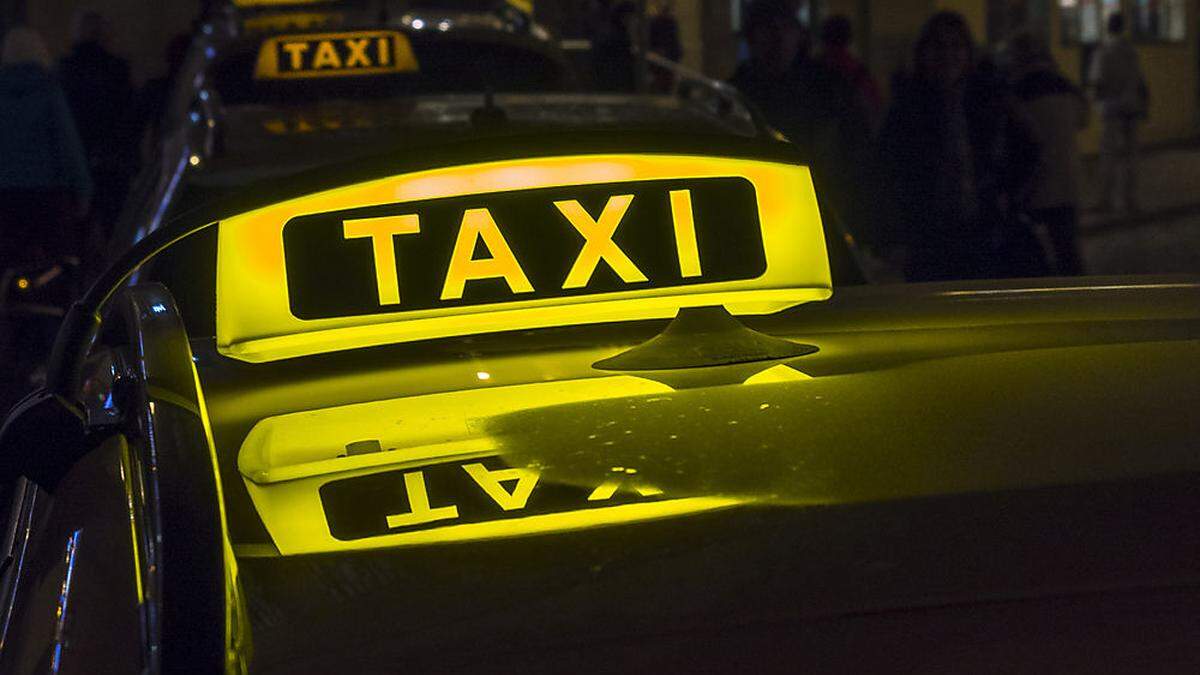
[1089,12,1147,214]
[1009,31,1088,275]
[819,14,882,129]
[648,0,683,92]
[135,33,192,155]
[592,1,637,92]
[728,0,870,270]
[875,11,1041,281]
[586,0,617,45]
[57,10,137,246]
[0,27,92,268]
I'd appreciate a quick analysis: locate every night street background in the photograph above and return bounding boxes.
[3,0,1200,413]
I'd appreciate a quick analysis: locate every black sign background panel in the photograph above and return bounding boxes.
[283,177,765,320]
[320,456,660,541]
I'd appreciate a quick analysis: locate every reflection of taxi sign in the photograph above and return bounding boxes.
[321,456,666,541]
[254,30,417,80]
[217,155,831,362]
[235,373,745,554]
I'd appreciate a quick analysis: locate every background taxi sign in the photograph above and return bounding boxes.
[254,30,418,80]
[216,155,832,362]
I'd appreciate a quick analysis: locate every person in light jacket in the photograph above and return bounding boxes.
[1088,12,1147,214]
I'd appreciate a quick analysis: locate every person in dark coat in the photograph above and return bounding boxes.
[134,33,192,153]
[57,11,137,245]
[0,27,92,268]
[592,1,638,92]
[875,12,1042,281]
[819,14,882,129]
[1008,31,1088,276]
[648,0,683,92]
[728,0,871,272]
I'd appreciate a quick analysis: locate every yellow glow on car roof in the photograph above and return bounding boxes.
[236,373,763,554]
[216,154,831,362]
[238,375,672,484]
[244,492,743,556]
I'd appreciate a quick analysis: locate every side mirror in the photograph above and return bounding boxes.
[0,302,104,491]
[0,391,87,492]
[0,186,216,487]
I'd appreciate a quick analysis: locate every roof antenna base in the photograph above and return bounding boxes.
[470,88,508,130]
[593,306,817,372]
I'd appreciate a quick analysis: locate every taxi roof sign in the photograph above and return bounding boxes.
[216,154,832,362]
[254,30,418,80]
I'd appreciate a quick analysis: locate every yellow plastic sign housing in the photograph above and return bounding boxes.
[216,154,831,362]
[253,30,417,79]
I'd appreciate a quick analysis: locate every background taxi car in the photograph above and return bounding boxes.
[3,3,1200,674]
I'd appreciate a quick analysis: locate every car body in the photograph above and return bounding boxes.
[3,5,1200,675]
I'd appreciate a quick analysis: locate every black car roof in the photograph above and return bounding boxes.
[193,95,762,187]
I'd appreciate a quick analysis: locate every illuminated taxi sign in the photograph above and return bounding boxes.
[217,155,832,362]
[254,30,417,80]
[285,177,764,319]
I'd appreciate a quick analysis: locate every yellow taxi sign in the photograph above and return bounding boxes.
[254,30,417,79]
[216,154,832,362]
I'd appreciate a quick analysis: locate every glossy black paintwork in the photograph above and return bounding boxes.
[0,285,230,673]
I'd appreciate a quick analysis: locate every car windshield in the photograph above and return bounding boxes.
[191,94,759,187]
[163,21,762,198]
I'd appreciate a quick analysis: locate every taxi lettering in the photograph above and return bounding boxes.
[342,191,701,307]
[441,208,534,301]
[462,462,539,511]
[278,36,392,73]
[383,464,665,532]
[282,176,767,321]
[319,456,669,540]
[255,31,417,80]
[342,215,419,305]
[383,471,458,528]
